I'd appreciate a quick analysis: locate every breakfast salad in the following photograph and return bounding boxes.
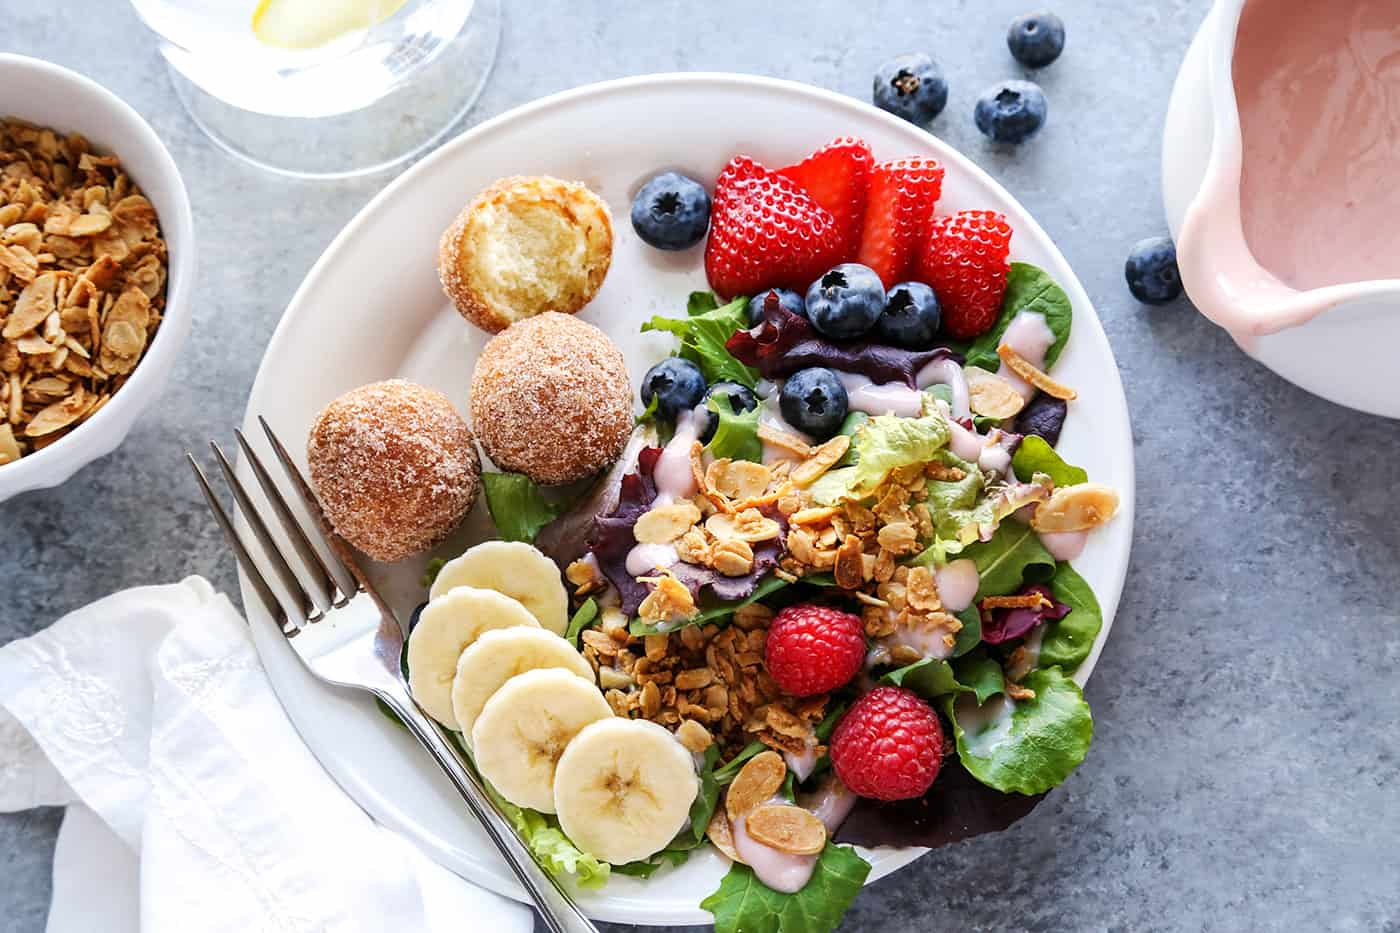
[302,135,1120,933]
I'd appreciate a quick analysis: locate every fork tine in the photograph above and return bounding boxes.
[258,415,362,599]
[235,428,340,612]
[209,440,318,624]
[187,454,299,638]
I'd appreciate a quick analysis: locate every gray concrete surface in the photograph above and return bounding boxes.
[3,1,1399,930]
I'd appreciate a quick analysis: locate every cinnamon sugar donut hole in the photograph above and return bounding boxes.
[307,379,481,562]
[470,312,631,485]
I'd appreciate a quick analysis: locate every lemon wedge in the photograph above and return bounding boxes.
[252,0,408,50]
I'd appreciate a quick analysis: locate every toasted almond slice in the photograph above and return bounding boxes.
[726,750,787,820]
[758,423,812,457]
[707,809,745,863]
[2,271,56,339]
[1030,482,1120,533]
[789,506,839,526]
[745,804,827,855]
[708,458,773,500]
[634,500,702,544]
[965,365,1028,419]
[998,344,1077,400]
[791,435,850,487]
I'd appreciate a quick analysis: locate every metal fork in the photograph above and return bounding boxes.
[188,417,598,933]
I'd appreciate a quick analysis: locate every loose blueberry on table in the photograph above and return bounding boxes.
[872,53,950,125]
[1125,236,1184,305]
[975,80,1049,144]
[1007,11,1067,68]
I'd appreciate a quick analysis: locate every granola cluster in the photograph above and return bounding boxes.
[578,604,828,759]
[0,118,168,465]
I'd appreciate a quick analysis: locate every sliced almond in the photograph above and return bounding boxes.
[758,422,812,457]
[0,423,19,464]
[1,271,55,338]
[708,458,773,500]
[745,804,827,855]
[706,507,782,544]
[24,387,87,437]
[998,344,1077,400]
[707,809,745,863]
[790,435,850,487]
[965,366,1028,419]
[633,500,702,544]
[1030,482,1120,532]
[725,750,787,820]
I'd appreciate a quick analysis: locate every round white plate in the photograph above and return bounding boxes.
[239,73,1136,926]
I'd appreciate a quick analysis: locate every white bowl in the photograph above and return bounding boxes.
[0,54,196,500]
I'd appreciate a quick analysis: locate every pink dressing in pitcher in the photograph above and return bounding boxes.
[1234,0,1400,291]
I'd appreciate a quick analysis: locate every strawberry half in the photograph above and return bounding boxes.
[915,210,1013,340]
[856,157,946,289]
[705,155,844,299]
[778,137,873,260]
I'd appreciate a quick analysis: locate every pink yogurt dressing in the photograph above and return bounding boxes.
[1234,0,1400,291]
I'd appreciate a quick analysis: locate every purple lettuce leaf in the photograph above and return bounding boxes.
[980,583,1070,645]
[537,426,657,569]
[725,297,961,388]
[834,756,1047,849]
[586,446,663,615]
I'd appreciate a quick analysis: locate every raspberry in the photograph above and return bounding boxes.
[915,210,1012,339]
[704,156,844,299]
[763,603,865,697]
[830,686,943,801]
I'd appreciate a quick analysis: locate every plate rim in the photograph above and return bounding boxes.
[239,71,1137,925]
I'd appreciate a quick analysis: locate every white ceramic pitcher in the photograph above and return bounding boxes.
[1163,0,1400,418]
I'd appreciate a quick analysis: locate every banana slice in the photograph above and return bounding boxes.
[407,587,540,728]
[451,627,595,739]
[430,541,569,635]
[552,718,699,865]
[471,668,613,813]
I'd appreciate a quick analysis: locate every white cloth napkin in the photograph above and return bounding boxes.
[0,576,533,933]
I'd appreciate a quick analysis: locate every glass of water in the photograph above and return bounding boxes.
[129,0,501,178]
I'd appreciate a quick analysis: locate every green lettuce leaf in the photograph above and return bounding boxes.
[705,392,762,462]
[848,413,950,498]
[908,536,965,567]
[700,842,871,933]
[563,599,599,648]
[964,262,1073,372]
[421,557,446,588]
[958,523,1056,598]
[946,666,1093,795]
[833,411,869,468]
[713,741,769,785]
[688,290,722,315]
[1012,435,1087,486]
[642,296,757,388]
[1038,562,1102,672]
[952,650,1007,703]
[806,466,858,507]
[483,781,610,888]
[482,473,569,544]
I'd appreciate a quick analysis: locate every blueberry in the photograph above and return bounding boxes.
[873,54,949,125]
[1125,236,1183,305]
[641,357,707,421]
[630,171,711,250]
[1007,12,1066,68]
[699,381,759,443]
[1014,394,1067,446]
[874,282,942,349]
[805,263,886,340]
[974,80,1048,144]
[780,368,849,440]
[746,287,806,326]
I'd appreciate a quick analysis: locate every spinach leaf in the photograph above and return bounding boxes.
[952,650,1006,703]
[959,523,1056,598]
[953,606,982,656]
[700,842,871,933]
[1012,435,1087,486]
[713,741,768,785]
[946,667,1093,795]
[881,657,970,698]
[964,262,1073,372]
[642,296,757,387]
[705,392,762,462]
[563,599,599,648]
[1039,562,1102,672]
[482,472,569,544]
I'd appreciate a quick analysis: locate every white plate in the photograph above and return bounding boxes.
[238,73,1136,926]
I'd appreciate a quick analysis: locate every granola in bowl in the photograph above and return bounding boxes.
[0,116,168,466]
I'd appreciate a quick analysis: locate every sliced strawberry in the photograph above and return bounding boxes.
[704,155,843,299]
[915,210,1013,340]
[856,157,946,289]
[778,136,873,259]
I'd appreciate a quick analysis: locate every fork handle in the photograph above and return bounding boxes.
[376,686,600,933]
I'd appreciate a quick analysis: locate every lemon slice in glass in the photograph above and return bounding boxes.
[252,0,409,50]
